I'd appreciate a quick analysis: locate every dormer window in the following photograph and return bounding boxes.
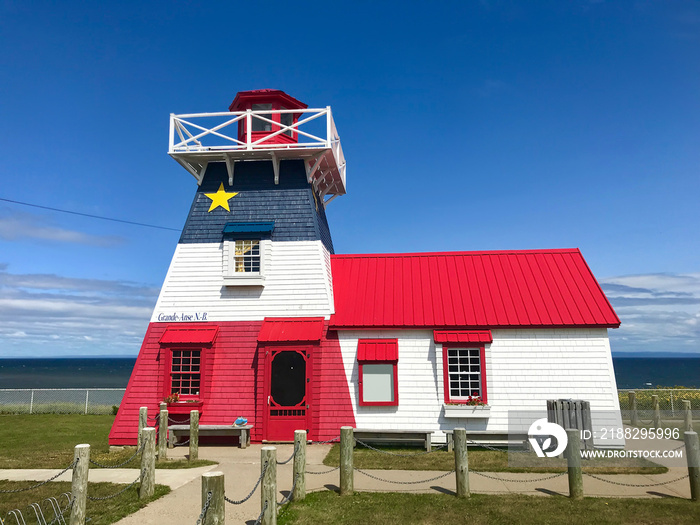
[222,222,274,286]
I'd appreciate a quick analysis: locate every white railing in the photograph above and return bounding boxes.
[169,107,335,153]
[0,388,125,415]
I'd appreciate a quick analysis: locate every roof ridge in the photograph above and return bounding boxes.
[331,248,581,259]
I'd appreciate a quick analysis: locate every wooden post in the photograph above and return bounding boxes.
[652,395,662,427]
[261,446,277,525]
[140,427,155,499]
[190,410,199,461]
[159,403,168,460]
[340,426,354,496]
[628,391,639,426]
[138,407,147,450]
[685,431,700,502]
[201,471,225,524]
[293,430,306,501]
[684,400,693,432]
[565,429,583,500]
[453,428,470,498]
[70,444,90,525]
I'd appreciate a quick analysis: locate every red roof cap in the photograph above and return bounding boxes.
[159,325,219,345]
[258,317,325,343]
[357,339,399,362]
[330,249,620,330]
[229,89,307,111]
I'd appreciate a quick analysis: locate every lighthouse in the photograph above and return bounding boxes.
[110,90,354,445]
[111,90,623,449]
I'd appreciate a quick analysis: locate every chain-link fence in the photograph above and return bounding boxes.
[618,389,700,419]
[0,388,125,415]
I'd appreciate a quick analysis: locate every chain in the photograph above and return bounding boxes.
[254,501,268,525]
[354,439,449,456]
[312,436,340,444]
[195,491,212,525]
[174,439,191,447]
[89,441,145,468]
[86,472,142,501]
[224,462,267,505]
[472,470,567,483]
[278,473,299,507]
[0,460,77,494]
[305,465,340,475]
[277,444,298,465]
[354,467,455,485]
[465,439,508,453]
[584,472,690,487]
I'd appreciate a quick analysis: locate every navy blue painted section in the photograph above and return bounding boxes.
[179,160,334,253]
[223,222,275,234]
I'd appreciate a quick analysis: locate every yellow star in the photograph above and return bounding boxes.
[204,183,238,212]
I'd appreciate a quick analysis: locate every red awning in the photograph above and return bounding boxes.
[433,330,492,344]
[357,339,399,362]
[159,326,219,345]
[258,317,325,343]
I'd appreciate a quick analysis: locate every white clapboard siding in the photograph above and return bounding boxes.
[151,240,334,321]
[338,328,622,446]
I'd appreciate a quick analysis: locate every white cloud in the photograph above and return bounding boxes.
[0,267,159,357]
[601,272,700,354]
[0,211,124,247]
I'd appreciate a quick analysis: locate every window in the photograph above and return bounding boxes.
[222,222,274,286]
[357,339,399,407]
[251,103,272,132]
[280,107,293,137]
[170,348,201,397]
[442,345,487,404]
[233,240,260,273]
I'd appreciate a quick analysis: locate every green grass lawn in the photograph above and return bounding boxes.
[322,444,667,474]
[0,414,215,469]
[278,492,700,525]
[0,480,170,525]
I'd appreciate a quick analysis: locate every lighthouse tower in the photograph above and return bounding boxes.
[109,90,354,445]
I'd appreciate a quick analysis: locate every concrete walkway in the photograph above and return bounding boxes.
[1,440,692,525]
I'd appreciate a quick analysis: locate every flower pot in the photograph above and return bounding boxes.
[443,404,491,418]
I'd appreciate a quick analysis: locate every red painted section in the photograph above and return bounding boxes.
[330,249,620,329]
[159,325,218,344]
[228,89,308,146]
[258,317,325,343]
[109,320,356,446]
[433,330,493,344]
[357,339,399,362]
[312,326,356,440]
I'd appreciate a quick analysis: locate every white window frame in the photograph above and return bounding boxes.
[223,239,267,286]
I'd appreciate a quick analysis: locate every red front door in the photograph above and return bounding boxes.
[264,348,310,441]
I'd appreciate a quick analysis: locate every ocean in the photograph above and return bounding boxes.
[0,357,698,390]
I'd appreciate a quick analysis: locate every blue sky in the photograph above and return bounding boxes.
[0,1,698,357]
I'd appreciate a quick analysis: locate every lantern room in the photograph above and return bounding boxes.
[229,89,308,146]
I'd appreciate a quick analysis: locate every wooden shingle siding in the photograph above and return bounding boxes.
[336,328,622,446]
[151,241,334,322]
[179,161,334,253]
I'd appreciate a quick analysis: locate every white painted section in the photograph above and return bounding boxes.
[151,240,334,321]
[338,328,623,447]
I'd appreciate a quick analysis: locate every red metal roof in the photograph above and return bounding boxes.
[357,339,399,362]
[330,249,620,329]
[433,330,493,344]
[159,325,219,345]
[258,317,325,343]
